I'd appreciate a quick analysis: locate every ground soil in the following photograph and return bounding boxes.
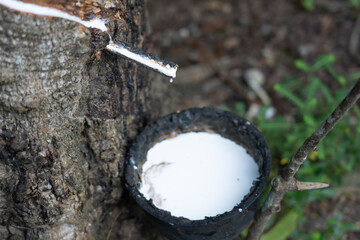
[147,0,360,239]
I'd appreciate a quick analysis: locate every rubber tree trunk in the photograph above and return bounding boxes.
[0,1,162,239]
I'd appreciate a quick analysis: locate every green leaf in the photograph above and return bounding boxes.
[295,60,311,73]
[348,71,360,82]
[240,228,248,238]
[301,0,316,10]
[305,77,321,99]
[318,142,326,160]
[274,84,305,110]
[318,81,334,104]
[310,231,322,240]
[349,0,360,8]
[311,54,335,72]
[303,114,316,127]
[259,120,289,131]
[337,76,346,85]
[234,102,246,116]
[261,210,299,240]
[221,105,232,112]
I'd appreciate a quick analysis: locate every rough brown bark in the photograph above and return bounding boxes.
[0,1,163,239]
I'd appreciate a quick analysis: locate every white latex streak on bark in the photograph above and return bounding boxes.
[0,0,107,31]
[0,0,179,78]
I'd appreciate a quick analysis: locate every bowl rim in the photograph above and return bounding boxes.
[125,107,271,227]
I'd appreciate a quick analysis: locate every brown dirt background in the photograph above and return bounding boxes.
[147,0,360,239]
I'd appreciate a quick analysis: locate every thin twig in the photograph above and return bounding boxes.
[246,80,360,240]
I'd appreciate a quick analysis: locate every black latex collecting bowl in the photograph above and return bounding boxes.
[125,108,271,240]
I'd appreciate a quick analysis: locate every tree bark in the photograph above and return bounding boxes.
[0,1,162,239]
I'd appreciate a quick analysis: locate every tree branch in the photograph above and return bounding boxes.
[246,79,360,240]
[281,79,360,180]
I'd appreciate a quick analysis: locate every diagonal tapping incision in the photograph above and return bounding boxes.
[106,40,178,78]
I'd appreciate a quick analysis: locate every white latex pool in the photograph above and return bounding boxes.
[139,132,259,220]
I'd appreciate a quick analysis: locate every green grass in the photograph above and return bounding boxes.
[292,213,359,240]
[349,0,360,8]
[299,0,360,11]
[227,53,360,239]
